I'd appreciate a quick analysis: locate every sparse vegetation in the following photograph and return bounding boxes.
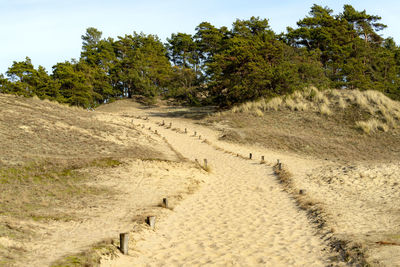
[228,87,400,134]
[0,94,175,266]
[51,239,118,267]
[0,160,111,221]
[207,87,400,162]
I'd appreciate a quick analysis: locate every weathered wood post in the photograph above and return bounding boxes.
[146,216,156,229]
[162,198,168,208]
[120,233,129,255]
[249,153,252,159]
[278,162,282,170]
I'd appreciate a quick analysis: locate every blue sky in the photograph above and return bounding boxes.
[1,0,399,74]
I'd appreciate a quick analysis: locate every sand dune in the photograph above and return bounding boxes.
[99,113,332,266]
[98,102,400,266]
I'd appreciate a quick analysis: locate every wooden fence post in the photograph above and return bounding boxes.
[162,198,168,208]
[120,233,129,255]
[146,216,156,229]
[249,153,252,159]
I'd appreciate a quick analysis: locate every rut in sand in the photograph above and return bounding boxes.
[101,114,332,266]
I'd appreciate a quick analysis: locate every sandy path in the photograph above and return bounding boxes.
[102,114,331,266]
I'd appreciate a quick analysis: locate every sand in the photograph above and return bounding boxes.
[99,112,332,266]
[99,103,400,266]
[5,98,398,266]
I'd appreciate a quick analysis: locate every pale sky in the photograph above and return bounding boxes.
[1,0,399,74]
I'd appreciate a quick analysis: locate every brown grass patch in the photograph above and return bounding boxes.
[227,87,400,134]
[0,159,117,222]
[51,238,118,267]
[206,88,400,162]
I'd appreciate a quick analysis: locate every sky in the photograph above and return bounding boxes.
[1,0,400,75]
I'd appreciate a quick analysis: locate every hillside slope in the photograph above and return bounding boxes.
[206,88,400,162]
[0,94,207,266]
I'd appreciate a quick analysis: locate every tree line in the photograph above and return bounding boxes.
[1,4,400,108]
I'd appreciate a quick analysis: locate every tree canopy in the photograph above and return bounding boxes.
[1,4,400,108]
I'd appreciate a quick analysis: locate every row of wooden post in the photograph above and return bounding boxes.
[120,197,169,254]
[132,120,305,258]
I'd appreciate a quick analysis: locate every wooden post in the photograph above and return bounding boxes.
[146,216,156,229]
[204,159,208,168]
[120,233,129,255]
[278,162,282,170]
[162,198,168,208]
[261,156,265,162]
[249,153,252,159]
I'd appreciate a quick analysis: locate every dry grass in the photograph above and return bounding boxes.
[0,159,121,222]
[228,87,400,134]
[0,94,160,167]
[206,87,400,162]
[356,119,389,134]
[51,238,118,267]
[0,94,172,266]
